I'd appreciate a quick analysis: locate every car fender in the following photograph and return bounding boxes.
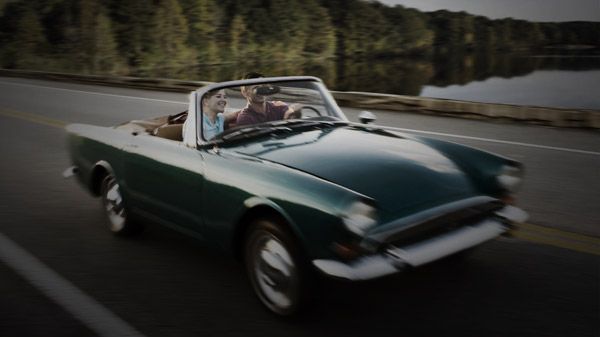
[202,151,363,259]
[242,196,298,233]
[229,196,306,258]
[415,135,522,196]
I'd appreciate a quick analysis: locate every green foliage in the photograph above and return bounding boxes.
[339,0,389,56]
[140,0,196,72]
[9,7,48,68]
[72,0,125,73]
[91,11,126,73]
[300,0,336,58]
[180,0,221,63]
[0,0,598,75]
[228,14,256,59]
[110,0,155,67]
[381,7,434,55]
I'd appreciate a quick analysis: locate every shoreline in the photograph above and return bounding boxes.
[1,68,598,129]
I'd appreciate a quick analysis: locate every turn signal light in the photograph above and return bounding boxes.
[332,242,362,260]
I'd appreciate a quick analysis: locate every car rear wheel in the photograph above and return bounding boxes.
[100,175,143,236]
[244,218,311,316]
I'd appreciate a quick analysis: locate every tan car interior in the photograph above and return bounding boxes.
[116,109,241,142]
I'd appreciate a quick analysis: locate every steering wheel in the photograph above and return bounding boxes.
[299,105,321,117]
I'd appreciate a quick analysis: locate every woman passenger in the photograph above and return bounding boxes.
[201,89,228,140]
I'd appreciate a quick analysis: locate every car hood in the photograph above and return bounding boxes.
[227,126,479,220]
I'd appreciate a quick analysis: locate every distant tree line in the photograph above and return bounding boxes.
[0,0,598,75]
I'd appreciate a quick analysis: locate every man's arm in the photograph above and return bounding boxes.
[223,109,241,129]
[283,103,302,119]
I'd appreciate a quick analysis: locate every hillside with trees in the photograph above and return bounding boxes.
[0,0,598,76]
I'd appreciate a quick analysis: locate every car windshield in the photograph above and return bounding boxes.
[198,79,346,142]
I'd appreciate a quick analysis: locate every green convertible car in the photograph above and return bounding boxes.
[65,76,527,316]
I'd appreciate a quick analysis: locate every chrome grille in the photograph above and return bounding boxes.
[383,201,504,248]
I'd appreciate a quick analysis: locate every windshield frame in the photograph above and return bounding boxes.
[194,76,347,147]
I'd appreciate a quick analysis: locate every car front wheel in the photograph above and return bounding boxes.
[244,218,311,316]
[100,175,143,236]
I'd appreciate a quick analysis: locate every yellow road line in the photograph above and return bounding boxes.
[0,108,66,128]
[518,222,599,244]
[512,223,600,255]
[1,107,599,255]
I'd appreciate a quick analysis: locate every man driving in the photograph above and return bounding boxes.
[235,72,302,127]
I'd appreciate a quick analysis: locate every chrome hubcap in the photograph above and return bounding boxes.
[253,234,297,311]
[103,177,126,232]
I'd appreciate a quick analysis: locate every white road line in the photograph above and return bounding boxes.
[0,79,187,105]
[380,125,600,156]
[0,233,147,337]
[2,79,598,156]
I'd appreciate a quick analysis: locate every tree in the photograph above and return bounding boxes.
[382,7,433,55]
[0,3,48,69]
[473,16,496,51]
[540,23,562,46]
[300,0,336,58]
[92,11,125,73]
[141,0,196,72]
[229,14,254,59]
[110,0,155,67]
[266,0,306,58]
[75,0,124,73]
[430,10,461,46]
[493,19,513,51]
[180,0,222,63]
[339,0,389,57]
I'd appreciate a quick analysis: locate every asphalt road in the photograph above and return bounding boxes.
[0,77,598,337]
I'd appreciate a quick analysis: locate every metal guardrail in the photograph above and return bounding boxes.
[331,91,600,128]
[1,68,598,128]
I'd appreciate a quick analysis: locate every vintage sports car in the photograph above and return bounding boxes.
[65,76,527,316]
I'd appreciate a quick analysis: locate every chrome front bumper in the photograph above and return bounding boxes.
[312,205,527,281]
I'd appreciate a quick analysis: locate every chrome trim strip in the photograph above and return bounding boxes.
[495,205,529,223]
[313,205,527,281]
[366,196,499,243]
[313,255,399,281]
[386,220,505,267]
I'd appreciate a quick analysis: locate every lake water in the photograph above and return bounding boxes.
[138,53,600,110]
[421,70,600,110]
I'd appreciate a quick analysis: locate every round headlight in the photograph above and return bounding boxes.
[497,164,523,193]
[343,201,377,236]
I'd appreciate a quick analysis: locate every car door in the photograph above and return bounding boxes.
[122,134,207,237]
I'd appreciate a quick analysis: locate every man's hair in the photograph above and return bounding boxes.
[241,72,264,80]
[240,72,265,97]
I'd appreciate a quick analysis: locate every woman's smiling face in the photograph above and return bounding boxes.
[204,89,228,114]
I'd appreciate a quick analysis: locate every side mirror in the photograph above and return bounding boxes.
[358,110,376,124]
